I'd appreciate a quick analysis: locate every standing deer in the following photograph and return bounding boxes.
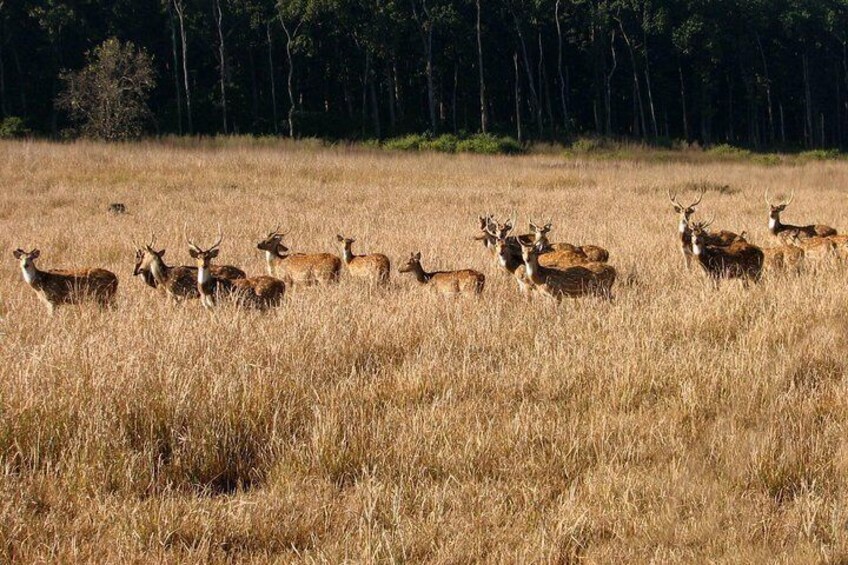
[474,214,499,254]
[132,234,245,300]
[765,190,837,242]
[762,245,805,274]
[13,248,118,314]
[518,242,615,301]
[257,227,341,285]
[187,232,285,311]
[669,189,744,268]
[398,252,485,296]
[689,220,764,286]
[335,235,391,284]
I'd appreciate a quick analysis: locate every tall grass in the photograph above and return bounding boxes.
[2,139,848,561]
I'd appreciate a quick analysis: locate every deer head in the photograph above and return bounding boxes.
[668,188,704,233]
[256,226,290,256]
[765,190,794,225]
[397,252,422,273]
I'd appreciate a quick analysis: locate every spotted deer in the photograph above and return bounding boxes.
[335,235,391,284]
[765,191,837,242]
[689,220,763,286]
[187,232,285,311]
[474,215,499,254]
[257,227,341,285]
[518,242,615,301]
[13,248,118,314]
[762,245,805,274]
[132,234,245,300]
[398,252,485,296]
[528,220,610,263]
[668,189,744,270]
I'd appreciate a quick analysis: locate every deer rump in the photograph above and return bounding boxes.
[696,243,764,279]
[534,262,616,298]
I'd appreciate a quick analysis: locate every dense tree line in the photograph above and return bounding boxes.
[3,0,848,148]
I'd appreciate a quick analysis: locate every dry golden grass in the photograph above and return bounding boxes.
[3,139,848,562]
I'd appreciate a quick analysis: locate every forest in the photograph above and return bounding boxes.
[3,0,848,149]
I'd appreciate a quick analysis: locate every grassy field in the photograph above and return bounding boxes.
[2,139,848,562]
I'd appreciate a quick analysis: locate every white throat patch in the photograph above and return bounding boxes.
[198,266,211,286]
[21,263,35,284]
[768,217,777,230]
[692,242,702,256]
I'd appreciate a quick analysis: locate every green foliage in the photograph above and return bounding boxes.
[0,117,30,139]
[798,149,842,161]
[455,134,522,155]
[383,133,522,155]
[56,38,155,140]
[707,144,752,158]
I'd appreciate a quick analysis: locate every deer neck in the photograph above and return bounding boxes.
[768,215,781,234]
[691,240,703,257]
[341,246,354,264]
[411,263,431,284]
[149,256,169,285]
[197,263,216,297]
[523,255,542,281]
[20,263,39,286]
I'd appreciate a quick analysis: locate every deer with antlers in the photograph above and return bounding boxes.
[335,234,391,284]
[517,242,615,301]
[13,248,118,314]
[689,219,763,286]
[765,190,837,242]
[398,252,485,296]
[668,189,745,269]
[187,231,285,311]
[527,220,610,263]
[257,227,341,286]
[133,233,245,300]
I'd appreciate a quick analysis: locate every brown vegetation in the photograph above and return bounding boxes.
[3,139,848,562]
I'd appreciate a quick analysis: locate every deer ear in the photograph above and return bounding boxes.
[13,249,23,259]
[31,249,40,259]
[188,249,199,259]
[413,252,421,261]
[158,249,165,257]
[336,234,344,242]
[209,249,219,259]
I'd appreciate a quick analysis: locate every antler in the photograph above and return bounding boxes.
[689,188,704,208]
[208,225,224,251]
[184,223,202,253]
[667,189,681,207]
[784,190,794,207]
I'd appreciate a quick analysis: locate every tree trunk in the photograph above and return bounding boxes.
[604,30,617,136]
[11,43,24,116]
[281,18,301,138]
[512,10,542,137]
[803,51,813,147]
[678,62,689,141]
[424,25,436,132]
[642,30,658,137]
[167,1,183,134]
[362,50,369,137]
[214,0,227,133]
[266,22,278,134]
[174,0,192,133]
[555,0,568,134]
[779,101,786,146]
[452,64,458,134]
[617,19,645,139]
[538,32,555,136]
[475,0,488,133]
[514,52,522,143]
[369,66,381,139]
[386,62,397,133]
[755,33,775,145]
[249,47,258,128]
[0,31,6,117]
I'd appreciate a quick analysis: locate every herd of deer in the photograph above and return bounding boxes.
[11,189,845,314]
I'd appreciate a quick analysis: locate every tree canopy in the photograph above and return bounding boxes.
[3,0,848,148]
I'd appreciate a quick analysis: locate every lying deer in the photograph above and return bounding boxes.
[398,252,485,296]
[765,190,837,242]
[257,227,341,285]
[689,220,763,286]
[335,234,390,284]
[518,242,615,301]
[13,248,118,314]
[668,189,744,269]
[187,231,285,311]
[528,220,610,263]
